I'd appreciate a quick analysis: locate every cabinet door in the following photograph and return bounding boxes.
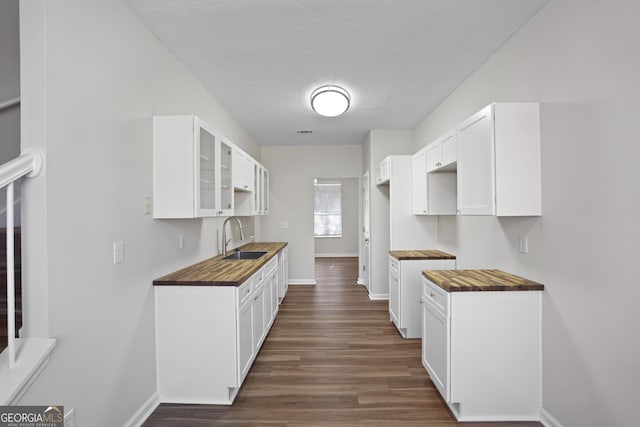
[388,270,400,327]
[422,298,450,400]
[412,149,428,215]
[195,121,218,217]
[264,276,274,328]
[253,163,261,214]
[218,141,234,216]
[269,269,279,321]
[252,284,266,351]
[233,149,253,191]
[456,104,495,215]
[261,168,269,215]
[245,158,255,193]
[440,131,457,167]
[238,298,254,381]
[426,142,441,172]
[282,249,288,297]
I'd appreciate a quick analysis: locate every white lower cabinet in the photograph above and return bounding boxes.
[155,256,281,405]
[277,247,289,302]
[388,256,455,338]
[421,277,542,421]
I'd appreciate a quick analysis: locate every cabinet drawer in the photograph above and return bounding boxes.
[264,257,278,276]
[389,256,400,276]
[238,277,253,306]
[422,277,449,316]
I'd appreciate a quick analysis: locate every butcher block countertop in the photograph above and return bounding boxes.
[389,250,456,260]
[422,269,544,292]
[153,242,288,287]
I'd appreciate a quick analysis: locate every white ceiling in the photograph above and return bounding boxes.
[124,0,547,146]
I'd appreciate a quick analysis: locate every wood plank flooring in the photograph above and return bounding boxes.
[143,257,543,427]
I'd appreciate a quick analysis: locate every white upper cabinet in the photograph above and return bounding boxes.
[153,115,229,218]
[426,130,457,173]
[232,148,254,192]
[413,147,457,216]
[235,160,269,216]
[412,149,428,214]
[375,156,391,185]
[456,103,541,216]
[260,166,269,215]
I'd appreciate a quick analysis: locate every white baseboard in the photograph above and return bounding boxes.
[357,277,364,285]
[314,253,359,258]
[368,293,389,300]
[540,407,564,427]
[124,391,160,427]
[288,279,317,285]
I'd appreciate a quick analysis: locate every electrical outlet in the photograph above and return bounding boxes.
[113,241,125,264]
[179,234,185,249]
[64,408,75,427]
[519,235,529,254]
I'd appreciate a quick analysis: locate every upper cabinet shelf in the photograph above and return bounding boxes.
[456,103,541,216]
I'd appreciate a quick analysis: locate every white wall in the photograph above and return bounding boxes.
[414,1,640,426]
[18,0,258,426]
[314,178,359,257]
[260,145,362,283]
[363,130,436,298]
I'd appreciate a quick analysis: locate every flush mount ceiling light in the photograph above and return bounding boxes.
[310,85,350,117]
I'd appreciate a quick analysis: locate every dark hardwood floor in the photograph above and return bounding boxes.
[143,257,542,426]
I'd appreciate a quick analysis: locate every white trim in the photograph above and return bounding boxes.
[123,391,160,427]
[0,338,56,405]
[368,293,389,300]
[314,252,358,258]
[357,277,364,285]
[455,414,541,422]
[288,279,317,285]
[540,408,565,427]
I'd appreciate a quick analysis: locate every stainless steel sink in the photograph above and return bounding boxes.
[222,251,268,260]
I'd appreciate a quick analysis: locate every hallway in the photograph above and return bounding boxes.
[144,257,542,426]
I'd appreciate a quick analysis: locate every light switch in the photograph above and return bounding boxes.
[179,234,185,249]
[144,196,152,215]
[113,241,125,264]
[519,236,528,254]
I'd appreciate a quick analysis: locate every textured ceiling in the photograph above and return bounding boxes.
[124,0,547,145]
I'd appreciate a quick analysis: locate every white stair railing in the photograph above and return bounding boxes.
[0,147,43,368]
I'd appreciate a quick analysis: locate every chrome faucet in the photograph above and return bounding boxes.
[222,216,245,256]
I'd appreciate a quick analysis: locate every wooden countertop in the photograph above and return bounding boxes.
[153,242,288,287]
[422,269,544,292]
[389,250,456,260]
